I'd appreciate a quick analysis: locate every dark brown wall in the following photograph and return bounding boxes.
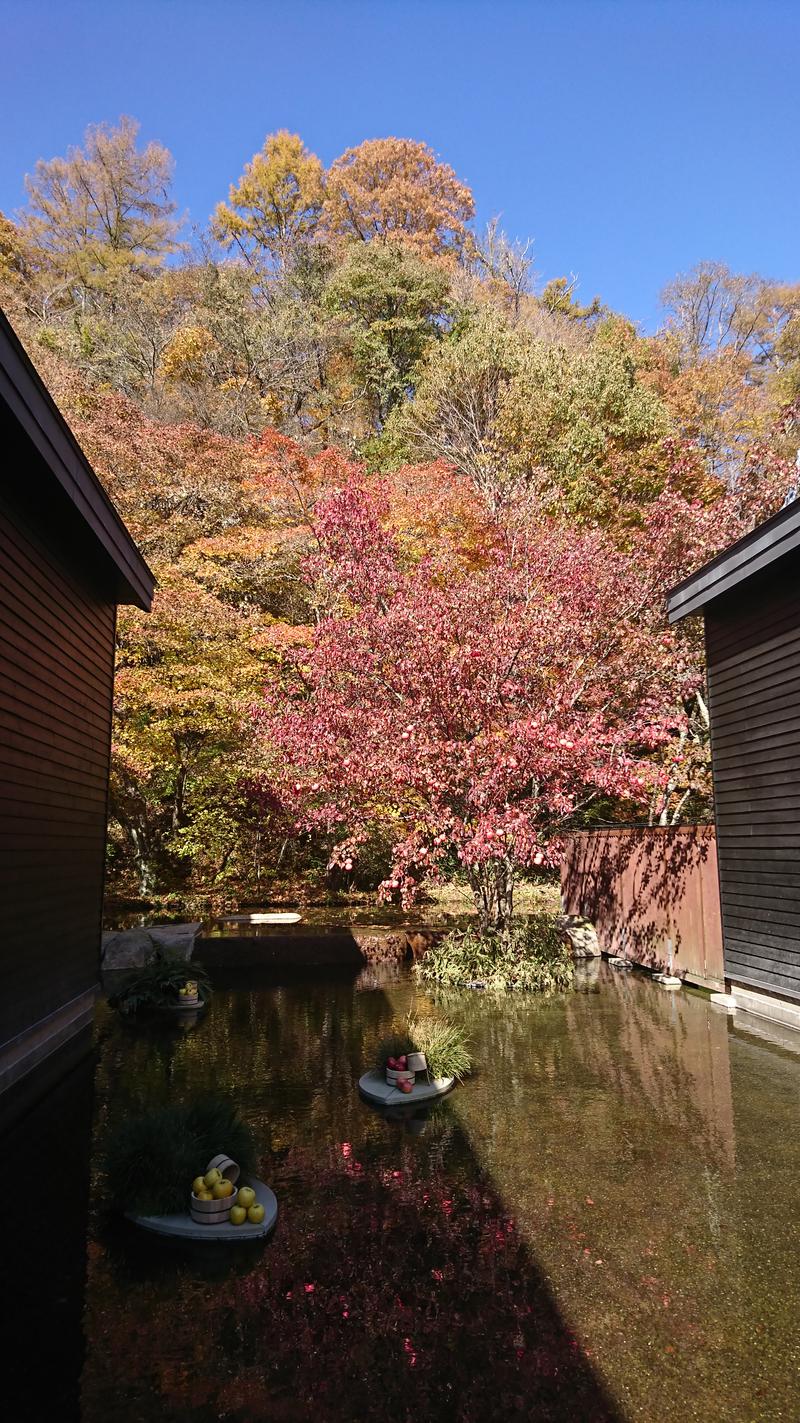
[0,475,116,1046]
[706,555,800,1001]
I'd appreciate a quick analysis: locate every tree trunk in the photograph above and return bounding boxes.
[468,859,515,933]
[129,826,157,898]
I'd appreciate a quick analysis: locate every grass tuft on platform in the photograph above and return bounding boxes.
[104,1098,256,1215]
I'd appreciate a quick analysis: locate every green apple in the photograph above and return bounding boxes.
[192,1176,206,1194]
[229,1205,247,1225]
[237,1186,256,1210]
[203,1168,222,1188]
[196,1189,213,1201]
[247,1203,265,1225]
[212,1179,234,1199]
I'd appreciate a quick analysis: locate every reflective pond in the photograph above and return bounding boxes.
[5,962,800,1421]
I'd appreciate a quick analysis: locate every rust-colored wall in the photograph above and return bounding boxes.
[561,826,724,989]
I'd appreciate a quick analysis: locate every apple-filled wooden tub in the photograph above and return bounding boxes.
[158,995,208,1015]
[358,1070,456,1106]
[127,1176,278,1242]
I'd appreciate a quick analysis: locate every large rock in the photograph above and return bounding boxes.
[101,922,201,970]
[557,914,601,958]
[148,922,201,960]
[406,930,437,961]
[100,928,154,970]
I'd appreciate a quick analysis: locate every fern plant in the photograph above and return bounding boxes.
[108,951,212,1017]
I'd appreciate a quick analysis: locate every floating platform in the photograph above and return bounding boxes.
[358,1070,455,1106]
[126,1178,277,1242]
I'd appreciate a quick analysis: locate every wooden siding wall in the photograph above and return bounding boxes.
[706,558,800,1001]
[561,826,724,989]
[0,476,116,1049]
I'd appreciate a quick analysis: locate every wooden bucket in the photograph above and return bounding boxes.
[205,1154,240,1185]
[189,1155,241,1224]
[386,1068,415,1087]
[406,1052,427,1073]
[190,1186,238,1225]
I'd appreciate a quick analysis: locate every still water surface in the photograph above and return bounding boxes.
[7,963,800,1421]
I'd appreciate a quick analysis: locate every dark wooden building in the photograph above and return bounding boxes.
[0,311,154,1118]
[669,499,800,1024]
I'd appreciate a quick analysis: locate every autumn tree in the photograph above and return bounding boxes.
[8,117,800,911]
[383,306,520,509]
[770,286,800,403]
[388,307,710,523]
[111,573,267,895]
[248,427,488,578]
[0,212,29,285]
[158,258,352,439]
[20,116,181,294]
[258,480,694,929]
[640,332,765,484]
[213,130,325,270]
[471,217,535,318]
[323,240,451,427]
[495,325,702,523]
[540,275,603,324]
[661,261,774,364]
[657,263,800,479]
[323,138,474,257]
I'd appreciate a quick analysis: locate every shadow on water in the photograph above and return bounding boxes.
[78,969,621,1423]
[2,1050,95,1423]
[6,960,800,1420]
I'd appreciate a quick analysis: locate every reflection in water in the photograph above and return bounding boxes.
[427,971,743,1420]
[6,964,800,1420]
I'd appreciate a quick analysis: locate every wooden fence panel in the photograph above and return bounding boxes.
[561,827,724,990]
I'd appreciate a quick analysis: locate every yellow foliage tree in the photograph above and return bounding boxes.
[160,324,218,386]
[20,116,181,291]
[213,130,325,268]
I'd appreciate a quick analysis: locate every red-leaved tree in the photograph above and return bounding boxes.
[256,479,702,929]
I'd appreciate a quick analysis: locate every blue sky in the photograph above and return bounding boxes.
[1,0,798,329]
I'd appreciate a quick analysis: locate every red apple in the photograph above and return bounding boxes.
[399,1080,413,1094]
[387,1057,398,1070]
[397,1056,408,1069]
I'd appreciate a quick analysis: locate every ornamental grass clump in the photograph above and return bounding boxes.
[416,913,574,994]
[407,1014,472,1081]
[375,1013,472,1082]
[108,951,212,1017]
[104,1098,256,1215]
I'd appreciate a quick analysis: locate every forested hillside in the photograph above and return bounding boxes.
[2,118,798,909]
